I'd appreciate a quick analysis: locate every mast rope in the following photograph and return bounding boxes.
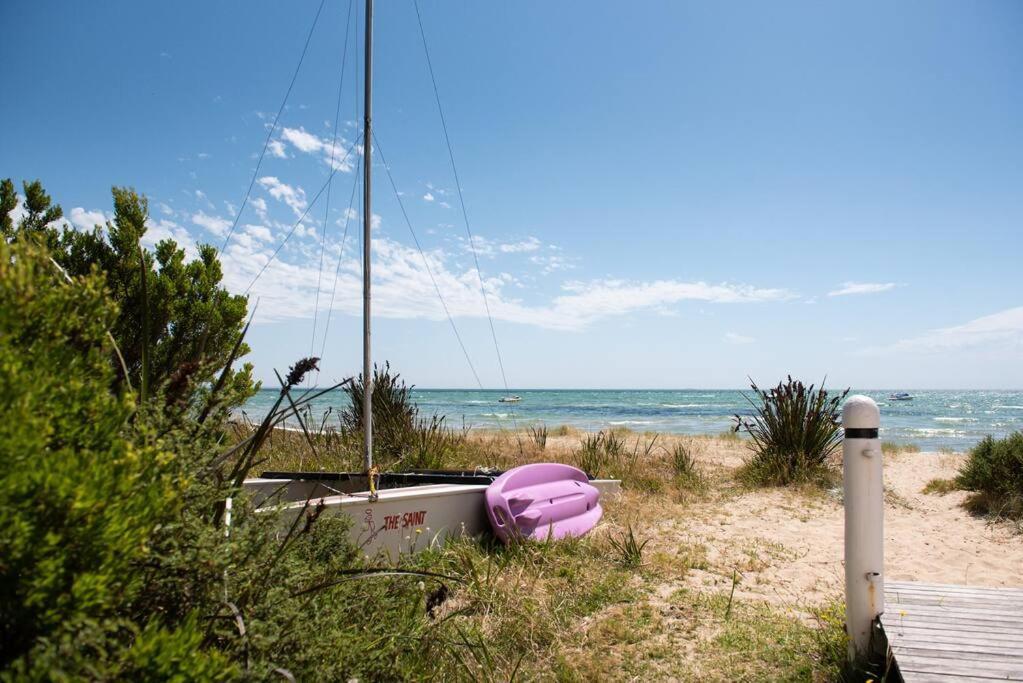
[311,0,356,357]
[316,153,361,363]
[219,0,329,257]
[411,0,512,394]
[244,135,362,295]
[372,133,485,390]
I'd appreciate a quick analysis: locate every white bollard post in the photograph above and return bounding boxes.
[843,395,883,663]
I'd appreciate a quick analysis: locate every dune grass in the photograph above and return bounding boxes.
[247,425,851,680]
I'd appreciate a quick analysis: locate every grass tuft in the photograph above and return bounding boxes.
[607,524,650,568]
[735,376,847,488]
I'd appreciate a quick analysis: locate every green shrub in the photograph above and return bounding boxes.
[735,377,848,486]
[957,432,1023,519]
[340,361,463,471]
[0,242,472,680]
[1,178,257,416]
[0,241,228,677]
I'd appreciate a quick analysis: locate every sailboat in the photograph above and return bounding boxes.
[242,0,618,558]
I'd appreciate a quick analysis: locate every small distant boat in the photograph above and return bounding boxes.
[499,395,522,403]
[889,392,913,401]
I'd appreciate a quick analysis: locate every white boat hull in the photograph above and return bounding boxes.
[244,477,621,559]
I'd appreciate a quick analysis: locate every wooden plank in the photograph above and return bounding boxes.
[888,581,1023,596]
[882,624,1023,644]
[887,594,1023,610]
[895,653,1023,680]
[888,591,1023,607]
[883,582,1023,682]
[882,618,1023,637]
[897,673,1015,683]
[892,642,1023,661]
[882,602,1023,620]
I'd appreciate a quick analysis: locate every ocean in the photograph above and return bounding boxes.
[239,388,1023,452]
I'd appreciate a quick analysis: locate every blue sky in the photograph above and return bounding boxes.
[3,0,1022,389]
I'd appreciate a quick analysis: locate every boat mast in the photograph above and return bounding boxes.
[362,0,373,472]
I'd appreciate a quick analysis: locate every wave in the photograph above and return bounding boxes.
[933,417,977,423]
[909,428,967,437]
[993,405,1023,410]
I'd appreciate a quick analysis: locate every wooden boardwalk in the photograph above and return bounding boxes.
[882,581,1023,682]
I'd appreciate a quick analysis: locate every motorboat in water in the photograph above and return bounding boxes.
[889,392,913,401]
[498,395,522,403]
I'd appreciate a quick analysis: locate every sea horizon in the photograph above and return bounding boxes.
[241,387,1023,452]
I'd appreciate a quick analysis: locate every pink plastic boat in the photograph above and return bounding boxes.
[484,463,602,543]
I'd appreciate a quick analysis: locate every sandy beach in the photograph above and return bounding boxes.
[516,432,1023,610]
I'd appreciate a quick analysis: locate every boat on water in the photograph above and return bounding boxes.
[889,392,913,401]
[241,0,616,558]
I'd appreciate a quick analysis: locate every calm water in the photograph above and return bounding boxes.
[240,388,1023,452]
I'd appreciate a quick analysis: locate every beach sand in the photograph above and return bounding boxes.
[505,432,1022,612]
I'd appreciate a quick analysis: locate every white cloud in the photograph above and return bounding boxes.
[268,140,287,158]
[827,281,897,297]
[244,224,274,242]
[870,306,1023,355]
[194,189,215,209]
[144,218,196,257]
[423,192,435,202]
[529,253,574,274]
[250,197,269,222]
[439,201,451,209]
[191,210,231,236]
[279,126,357,172]
[68,207,108,231]
[157,202,174,216]
[499,237,542,253]
[258,176,307,217]
[281,127,322,153]
[723,332,755,345]
[221,229,794,330]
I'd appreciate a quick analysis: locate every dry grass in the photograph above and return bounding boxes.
[253,427,851,680]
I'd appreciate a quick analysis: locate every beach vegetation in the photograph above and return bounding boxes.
[882,441,922,456]
[957,431,1023,523]
[735,377,848,487]
[922,478,957,495]
[1,178,257,417]
[338,361,465,470]
[608,524,651,567]
[528,422,549,450]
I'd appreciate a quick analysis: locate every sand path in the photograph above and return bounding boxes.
[648,447,1023,611]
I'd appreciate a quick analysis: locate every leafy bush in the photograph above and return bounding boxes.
[0,242,471,679]
[735,377,848,486]
[0,241,231,676]
[1,178,257,416]
[957,432,1023,519]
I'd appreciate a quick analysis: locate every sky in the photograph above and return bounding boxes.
[2,0,1022,389]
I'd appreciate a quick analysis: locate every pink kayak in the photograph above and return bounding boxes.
[485,463,602,543]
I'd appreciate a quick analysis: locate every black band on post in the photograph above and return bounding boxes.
[844,428,879,439]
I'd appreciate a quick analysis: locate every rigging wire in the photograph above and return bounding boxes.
[411,0,512,394]
[317,153,361,363]
[311,0,356,357]
[219,0,329,257]
[372,132,485,390]
[244,135,362,295]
